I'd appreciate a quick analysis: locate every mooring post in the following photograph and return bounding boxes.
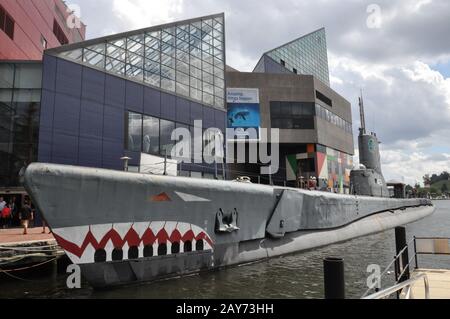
[395,226,410,283]
[323,257,345,299]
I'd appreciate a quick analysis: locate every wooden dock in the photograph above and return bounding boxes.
[0,228,63,270]
[0,228,55,246]
[409,269,450,299]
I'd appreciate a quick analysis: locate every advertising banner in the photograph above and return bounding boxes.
[227,88,261,141]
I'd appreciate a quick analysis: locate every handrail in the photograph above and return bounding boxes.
[363,273,430,299]
[361,237,415,298]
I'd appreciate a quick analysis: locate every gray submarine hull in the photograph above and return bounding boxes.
[23,163,434,288]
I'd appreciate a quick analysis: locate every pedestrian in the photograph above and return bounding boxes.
[1,204,11,229]
[0,197,6,212]
[9,197,17,228]
[19,202,33,235]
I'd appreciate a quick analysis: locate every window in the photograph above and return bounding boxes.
[143,115,160,155]
[0,5,14,40]
[126,112,142,152]
[270,101,316,130]
[316,91,332,107]
[160,119,175,156]
[280,59,286,67]
[293,68,298,74]
[53,19,68,45]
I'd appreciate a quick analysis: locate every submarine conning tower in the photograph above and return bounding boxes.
[350,94,390,197]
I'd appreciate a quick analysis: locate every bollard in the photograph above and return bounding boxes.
[395,227,410,282]
[323,257,345,299]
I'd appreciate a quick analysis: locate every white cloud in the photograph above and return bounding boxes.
[111,0,184,30]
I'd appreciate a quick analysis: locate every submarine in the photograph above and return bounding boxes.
[22,95,434,288]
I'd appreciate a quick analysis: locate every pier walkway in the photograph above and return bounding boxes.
[410,269,450,299]
[0,228,55,246]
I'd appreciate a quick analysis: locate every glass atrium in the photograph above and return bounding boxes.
[51,14,226,109]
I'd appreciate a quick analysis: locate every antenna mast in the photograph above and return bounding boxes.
[359,90,366,135]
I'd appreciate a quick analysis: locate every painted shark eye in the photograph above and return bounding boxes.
[171,242,180,254]
[94,249,107,263]
[195,239,204,251]
[143,245,153,258]
[184,241,192,252]
[112,248,123,261]
[158,243,167,256]
[128,246,139,260]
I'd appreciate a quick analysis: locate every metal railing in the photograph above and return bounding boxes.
[363,273,430,299]
[361,237,415,298]
[362,236,450,299]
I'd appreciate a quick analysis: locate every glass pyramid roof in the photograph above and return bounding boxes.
[47,14,226,109]
[265,28,330,86]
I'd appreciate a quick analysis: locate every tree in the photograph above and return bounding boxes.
[442,183,448,194]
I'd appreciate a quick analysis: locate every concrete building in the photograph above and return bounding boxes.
[227,29,354,193]
[0,0,86,60]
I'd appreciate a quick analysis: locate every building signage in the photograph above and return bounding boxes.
[226,88,261,141]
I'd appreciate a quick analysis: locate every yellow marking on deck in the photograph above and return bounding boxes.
[409,269,450,299]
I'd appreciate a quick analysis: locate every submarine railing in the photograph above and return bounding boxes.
[362,273,430,299]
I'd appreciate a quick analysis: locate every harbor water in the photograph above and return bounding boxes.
[1,201,449,299]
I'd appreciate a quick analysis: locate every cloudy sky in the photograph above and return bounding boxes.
[67,0,450,185]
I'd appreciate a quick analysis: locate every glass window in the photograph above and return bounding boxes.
[161,54,176,68]
[160,119,175,156]
[14,64,42,89]
[176,82,189,97]
[0,64,14,88]
[144,70,160,87]
[127,39,144,56]
[143,116,159,155]
[84,49,105,68]
[161,65,175,80]
[127,112,142,152]
[61,48,82,61]
[105,57,125,75]
[161,78,175,92]
[190,88,202,101]
[176,71,189,86]
[177,60,189,74]
[281,103,291,116]
[203,92,214,105]
[107,44,126,61]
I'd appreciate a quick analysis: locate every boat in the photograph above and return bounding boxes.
[22,97,435,288]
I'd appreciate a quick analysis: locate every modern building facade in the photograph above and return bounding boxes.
[38,13,226,178]
[254,28,330,86]
[227,29,354,193]
[0,0,86,60]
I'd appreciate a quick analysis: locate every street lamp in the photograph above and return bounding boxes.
[120,156,132,172]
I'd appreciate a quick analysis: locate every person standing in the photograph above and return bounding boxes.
[9,197,17,228]
[1,204,11,229]
[0,197,6,212]
[19,202,33,235]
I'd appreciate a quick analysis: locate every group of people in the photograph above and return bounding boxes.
[0,196,48,235]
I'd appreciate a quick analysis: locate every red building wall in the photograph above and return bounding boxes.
[0,0,86,61]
